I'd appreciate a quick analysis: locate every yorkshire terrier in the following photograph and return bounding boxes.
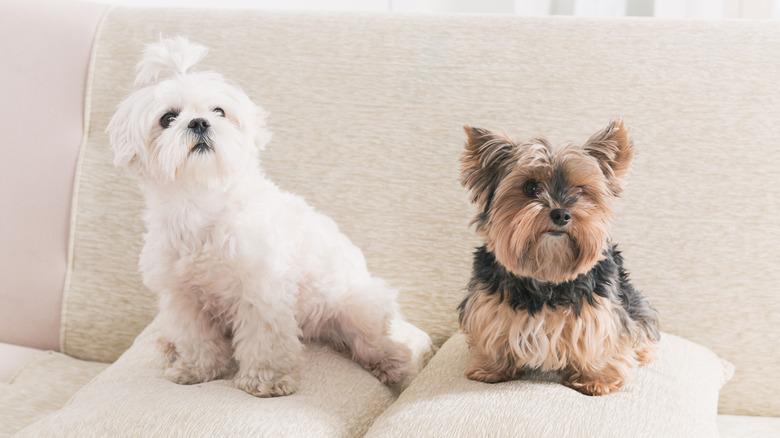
[458,120,659,396]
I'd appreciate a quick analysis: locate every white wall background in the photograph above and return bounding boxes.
[82,0,780,18]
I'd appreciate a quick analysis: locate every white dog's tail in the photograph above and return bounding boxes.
[134,36,208,86]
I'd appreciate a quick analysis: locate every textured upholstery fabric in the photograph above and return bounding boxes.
[0,351,108,437]
[0,343,43,383]
[0,0,105,351]
[366,333,733,438]
[717,415,780,438]
[16,317,433,437]
[62,8,780,416]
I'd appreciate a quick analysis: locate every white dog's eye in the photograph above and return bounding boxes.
[160,111,178,129]
[213,107,225,117]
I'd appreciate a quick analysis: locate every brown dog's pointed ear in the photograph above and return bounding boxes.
[461,126,516,208]
[583,119,634,195]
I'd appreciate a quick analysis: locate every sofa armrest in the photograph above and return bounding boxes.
[0,0,105,351]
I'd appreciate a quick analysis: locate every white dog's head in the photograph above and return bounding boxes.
[107,37,271,189]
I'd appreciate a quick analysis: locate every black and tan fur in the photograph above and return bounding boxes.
[459,120,659,395]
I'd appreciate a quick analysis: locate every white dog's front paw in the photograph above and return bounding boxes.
[234,371,299,397]
[164,363,216,385]
[160,340,234,385]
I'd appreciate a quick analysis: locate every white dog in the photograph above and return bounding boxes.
[107,37,410,397]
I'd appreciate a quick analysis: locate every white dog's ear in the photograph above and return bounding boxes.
[135,36,208,86]
[107,91,150,172]
[232,88,272,151]
[253,106,273,151]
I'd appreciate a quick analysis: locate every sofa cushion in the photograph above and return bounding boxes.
[717,414,780,438]
[0,343,43,383]
[365,332,732,438]
[0,351,108,436]
[16,317,433,437]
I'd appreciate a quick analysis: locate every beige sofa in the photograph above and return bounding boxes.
[2,1,779,436]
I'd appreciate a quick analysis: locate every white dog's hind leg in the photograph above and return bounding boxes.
[323,278,412,385]
[231,294,304,397]
[159,290,234,385]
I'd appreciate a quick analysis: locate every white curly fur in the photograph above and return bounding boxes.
[134,36,208,86]
[107,37,410,397]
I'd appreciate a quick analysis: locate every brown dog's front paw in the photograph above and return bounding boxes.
[465,365,522,383]
[635,344,658,365]
[563,369,624,396]
[565,379,621,396]
[466,366,504,383]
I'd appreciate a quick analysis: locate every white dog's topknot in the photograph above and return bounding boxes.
[134,36,208,86]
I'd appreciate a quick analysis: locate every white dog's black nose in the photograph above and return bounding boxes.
[188,118,210,135]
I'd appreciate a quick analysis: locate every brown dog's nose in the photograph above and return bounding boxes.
[188,118,210,135]
[550,209,571,226]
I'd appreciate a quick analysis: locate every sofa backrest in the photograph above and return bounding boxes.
[65,7,780,416]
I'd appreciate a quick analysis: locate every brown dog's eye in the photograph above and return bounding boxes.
[160,111,178,128]
[523,180,540,198]
[213,107,225,117]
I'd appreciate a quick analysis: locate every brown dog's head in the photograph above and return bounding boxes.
[460,120,633,283]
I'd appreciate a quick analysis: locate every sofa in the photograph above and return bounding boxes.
[2,1,779,436]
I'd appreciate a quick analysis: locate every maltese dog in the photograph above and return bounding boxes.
[107,37,411,397]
